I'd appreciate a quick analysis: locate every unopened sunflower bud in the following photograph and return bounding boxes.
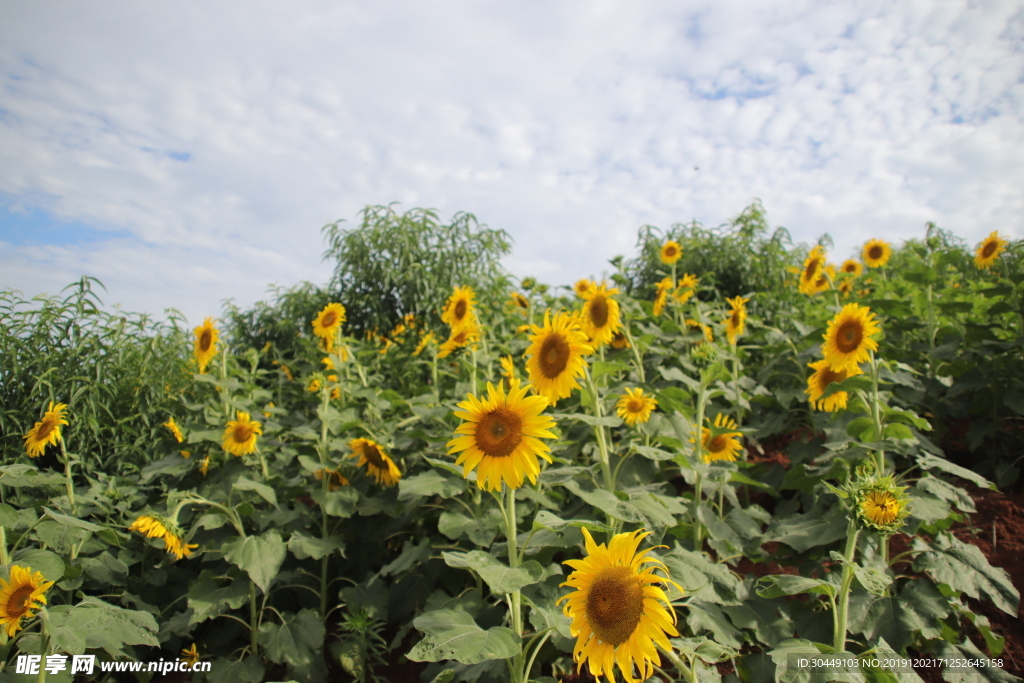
[690,342,719,367]
[855,476,910,533]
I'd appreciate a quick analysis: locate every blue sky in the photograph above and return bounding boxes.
[1,1,1022,325]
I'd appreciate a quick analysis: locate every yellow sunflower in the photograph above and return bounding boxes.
[616,388,658,427]
[822,304,881,373]
[221,411,262,456]
[312,303,347,351]
[574,279,597,298]
[652,277,673,317]
[0,565,56,637]
[499,355,518,390]
[861,490,901,526]
[307,378,322,393]
[855,479,910,532]
[193,317,219,373]
[685,319,714,343]
[163,416,184,443]
[510,292,530,311]
[698,414,743,463]
[659,240,683,265]
[438,320,481,359]
[837,278,855,297]
[580,283,622,348]
[129,514,170,540]
[413,331,436,357]
[862,239,891,268]
[441,286,476,330]
[181,644,200,667]
[724,295,749,345]
[315,468,350,491]
[558,528,681,683]
[349,438,401,486]
[805,360,864,412]
[525,310,594,406]
[841,260,863,276]
[200,456,211,476]
[798,247,827,295]
[163,533,199,561]
[23,401,68,458]
[974,231,1007,270]
[610,331,630,349]
[674,274,699,304]
[447,379,556,491]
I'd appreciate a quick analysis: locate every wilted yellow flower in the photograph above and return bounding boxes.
[23,401,68,458]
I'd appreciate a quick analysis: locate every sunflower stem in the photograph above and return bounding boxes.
[58,439,76,516]
[0,526,8,566]
[621,323,645,383]
[503,485,527,683]
[249,580,260,657]
[584,366,616,498]
[692,370,708,551]
[832,521,860,653]
[664,649,697,683]
[868,353,886,476]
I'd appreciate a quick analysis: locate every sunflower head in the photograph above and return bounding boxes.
[509,292,530,311]
[806,359,863,412]
[696,414,743,463]
[163,416,185,443]
[862,239,892,268]
[574,279,597,298]
[855,477,910,533]
[0,565,56,637]
[674,274,699,304]
[841,259,863,276]
[312,304,347,350]
[975,231,1008,270]
[413,331,437,357]
[349,438,401,486]
[499,355,518,390]
[441,286,477,330]
[181,644,201,667]
[659,240,683,265]
[315,468,350,491]
[222,411,262,457]
[799,247,828,295]
[558,528,681,683]
[580,283,622,347]
[652,277,673,317]
[724,295,749,345]
[616,388,658,427]
[447,379,556,491]
[685,319,714,344]
[822,304,882,373]
[193,317,219,373]
[23,401,69,458]
[525,310,593,406]
[438,320,481,359]
[610,331,630,349]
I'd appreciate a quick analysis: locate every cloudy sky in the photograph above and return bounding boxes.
[2,1,1022,325]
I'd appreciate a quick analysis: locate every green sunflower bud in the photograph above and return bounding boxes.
[854,475,910,534]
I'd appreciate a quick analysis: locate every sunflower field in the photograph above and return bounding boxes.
[1,203,1022,683]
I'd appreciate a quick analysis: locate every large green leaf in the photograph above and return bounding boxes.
[187,575,250,624]
[408,610,521,665]
[767,639,849,683]
[913,534,1019,615]
[846,579,948,653]
[11,549,65,582]
[933,639,1020,683]
[258,608,325,667]
[233,476,279,509]
[438,508,503,546]
[662,545,743,605]
[442,551,544,594]
[288,532,345,560]
[916,454,994,490]
[222,530,287,593]
[45,598,159,659]
[311,487,359,518]
[755,575,837,599]
[765,501,848,553]
[0,503,18,527]
[399,470,467,500]
[562,480,641,522]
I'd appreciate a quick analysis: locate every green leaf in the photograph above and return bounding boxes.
[0,503,18,527]
[11,549,65,582]
[852,564,893,596]
[222,530,287,593]
[767,639,844,683]
[755,575,837,599]
[438,508,504,546]
[847,579,948,653]
[45,597,159,659]
[442,551,544,594]
[846,417,877,442]
[209,655,265,683]
[916,453,994,490]
[43,507,104,531]
[913,534,1019,615]
[233,476,279,509]
[551,413,624,428]
[310,486,359,518]
[187,575,252,624]
[398,470,467,500]
[670,636,739,663]
[408,610,521,665]
[288,532,345,560]
[633,444,676,461]
[933,639,1018,683]
[0,464,66,487]
[662,545,742,605]
[765,501,848,553]
[379,538,433,577]
[562,480,641,522]
[882,423,915,441]
[592,360,629,380]
[258,608,326,668]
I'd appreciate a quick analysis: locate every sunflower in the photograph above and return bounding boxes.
[525,310,594,406]
[697,414,743,463]
[163,416,184,443]
[181,644,200,667]
[441,286,476,330]
[685,319,713,343]
[23,401,68,458]
[580,283,622,348]
[837,278,855,297]
[222,411,262,456]
[315,468,350,491]
[0,565,55,637]
[510,292,530,311]
[193,317,219,373]
[413,331,436,357]
[724,295,749,345]
[200,456,211,476]
[674,274,698,304]
[312,303,347,350]
[659,240,683,265]
[798,247,827,295]
[574,279,597,298]
[861,490,900,526]
[129,514,170,540]
[805,359,863,412]
[447,379,556,491]
[438,321,481,359]
[616,388,658,427]
[163,533,199,561]
[855,478,910,532]
[862,239,891,268]
[841,260,863,276]
[307,378,322,393]
[975,231,1008,270]
[558,528,680,683]
[499,355,518,390]
[349,438,401,486]
[610,331,630,349]
[822,304,881,373]
[652,277,673,317]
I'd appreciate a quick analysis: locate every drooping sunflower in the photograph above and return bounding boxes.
[222,411,262,457]
[0,565,56,637]
[315,468,350,491]
[23,401,68,458]
[652,277,673,317]
[805,359,864,412]
[574,279,597,298]
[163,533,199,561]
[674,274,699,304]
[312,303,347,351]
[438,320,481,359]
[610,331,630,349]
[441,286,476,330]
[616,388,658,427]
[499,355,518,390]
[698,414,743,463]
[685,319,714,343]
[840,260,863,277]
[798,247,828,295]
[659,240,683,265]
[193,317,219,373]
[525,310,593,406]
[558,528,681,683]
[580,283,622,348]
[349,438,401,486]
[163,416,184,443]
[822,304,881,373]
[129,514,170,540]
[413,331,436,357]
[447,379,556,491]
[181,644,201,667]
[724,295,749,345]
[974,231,1008,270]
[509,292,530,311]
[862,239,891,268]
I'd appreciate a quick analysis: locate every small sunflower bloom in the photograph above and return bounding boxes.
[799,247,828,295]
[438,321,481,359]
[974,231,1008,270]
[616,388,658,427]
[163,416,184,443]
[509,292,530,311]
[315,468,350,491]
[525,310,593,406]
[856,478,910,533]
[696,414,743,463]
[674,273,698,304]
[0,565,56,637]
[349,438,401,486]
[222,411,262,457]
[724,295,749,345]
[659,240,683,265]
[574,279,597,298]
[841,260,863,277]
[23,401,69,458]
[193,317,219,374]
[652,277,673,317]
[413,331,437,357]
[580,282,622,348]
[312,303,347,351]
[806,360,864,412]
[610,331,630,349]
[441,286,476,330]
[862,239,892,268]
[822,304,882,373]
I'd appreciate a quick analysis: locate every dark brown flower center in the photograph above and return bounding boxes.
[362,443,388,469]
[731,310,741,327]
[232,424,254,444]
[199,329,212,352]
[844,263,857,273]
[981,241,998,258]
[585,566,644,646]
[453,299,468,322]
[665,246,677,257]
[322,312,337,328]
[538,333,570,379]
[589,296,609,328]
[817,367,845,392]
[475,408,523,458]
[708,435,727,453]
[835,320,863,354]
[7,586,33,618]
[868,246,883,261]
[627,399,646,414]
[802,260,820,283]
[35,419,56,441]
